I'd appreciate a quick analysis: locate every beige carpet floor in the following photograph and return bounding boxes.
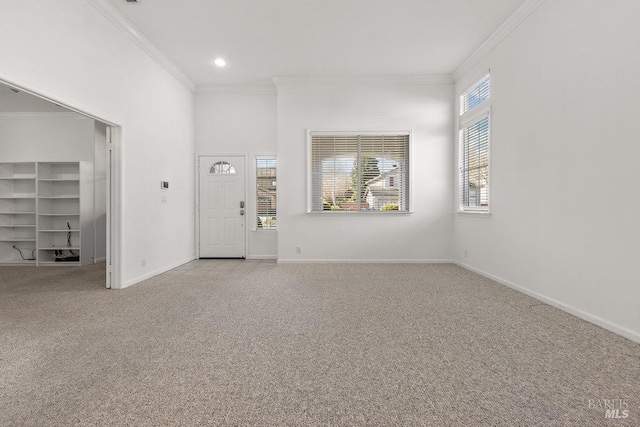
[1,260,639,426]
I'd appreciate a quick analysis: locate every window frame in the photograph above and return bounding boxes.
[255,155,277,230]
[458,73,491,214]
[306,130,413,214]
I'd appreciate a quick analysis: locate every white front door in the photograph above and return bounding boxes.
[199,156,246,258]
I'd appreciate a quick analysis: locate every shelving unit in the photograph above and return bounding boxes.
[37,162,93,266]
[0,163,37,265]
[0,162,93,266]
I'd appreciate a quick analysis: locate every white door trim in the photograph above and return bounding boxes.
[196,154,247,259]
[0,74,123,289]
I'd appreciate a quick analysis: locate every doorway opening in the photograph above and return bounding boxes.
[0,78,121,289]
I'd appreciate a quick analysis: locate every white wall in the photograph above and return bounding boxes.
[453,0,640,340]
[276,83,454,261]
[0,0,195,287]
[0,114,95,162]
[195,91,278,258]
[0,87,67,113]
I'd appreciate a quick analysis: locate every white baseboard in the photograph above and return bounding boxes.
[247,255,278,260]
[122,255,197,289]
[277,259,454,264]
[94,257,106,263]
[454,260,640,344]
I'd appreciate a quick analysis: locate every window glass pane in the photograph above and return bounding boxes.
[460,115,490,209]
[311,134,409,212]
[256,157,276,229]
[459,73,490,211]
[210,161,236,174]
[460,74,490,115]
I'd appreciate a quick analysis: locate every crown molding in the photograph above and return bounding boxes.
[452,0,547,83]
[196,85,277,95]
[272,74,453,87]
[86,0,195,92]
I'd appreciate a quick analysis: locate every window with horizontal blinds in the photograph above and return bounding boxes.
[460,74,490,116]
[310,133,409,212]
[256,156,276,229]
[459,73,490,211]
[460,114,490,208]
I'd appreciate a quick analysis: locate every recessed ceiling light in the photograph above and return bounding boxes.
[213,58,226,67]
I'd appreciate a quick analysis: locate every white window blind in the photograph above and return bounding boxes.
[460,74,490,116]
[310,134,409,212]
[459,73,490,211]
[460,114,490,209]
[256,156,276,229]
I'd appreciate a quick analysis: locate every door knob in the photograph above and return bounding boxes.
[240,210,245,216]
[239,201,245,208]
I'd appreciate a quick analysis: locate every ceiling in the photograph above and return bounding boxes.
[107,0,526,88]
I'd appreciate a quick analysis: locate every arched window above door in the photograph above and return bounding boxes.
[210,161,236,174]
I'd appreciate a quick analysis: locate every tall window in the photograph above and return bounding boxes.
[256,156,276,229]
[309,133,409,212]
[459,74,490,211]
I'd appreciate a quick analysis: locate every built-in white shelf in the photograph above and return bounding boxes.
[0,162,92,267]
[0,177,37,180]
[39,246,81,250]
[0,162,37,179]
[0,164,37,265]
[0,212,36,214]
[38,196,80,199]
[37,262,79,266]
[0,196,36,199]
[37,162,80,180]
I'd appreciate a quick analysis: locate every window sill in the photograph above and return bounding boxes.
[307,211,413,215]
[455,210,491,216]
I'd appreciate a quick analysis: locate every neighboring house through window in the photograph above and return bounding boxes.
[256,156,276,229]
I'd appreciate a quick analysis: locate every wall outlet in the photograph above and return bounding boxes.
[141,258,146,267]
[295,246,302,254]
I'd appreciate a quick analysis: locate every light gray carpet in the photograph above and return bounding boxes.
[1,260,639,426]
